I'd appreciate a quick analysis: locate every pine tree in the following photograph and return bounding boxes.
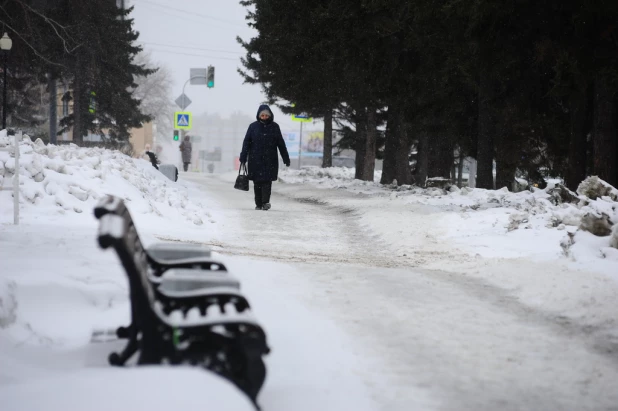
[59,1,154,142]
[0,0,156,142]
[238,0,346,168]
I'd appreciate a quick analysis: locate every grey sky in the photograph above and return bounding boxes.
[130,0,307,132]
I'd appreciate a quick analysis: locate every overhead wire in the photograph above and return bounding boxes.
[144,47,240,61]
[138,41,243,55]
[131,0,247,28]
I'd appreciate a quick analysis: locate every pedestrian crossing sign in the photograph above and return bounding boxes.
[174,111,192,130]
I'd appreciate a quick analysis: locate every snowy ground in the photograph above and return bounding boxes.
[2,136,618,410]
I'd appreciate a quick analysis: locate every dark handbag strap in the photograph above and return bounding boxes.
[238,163,248,175]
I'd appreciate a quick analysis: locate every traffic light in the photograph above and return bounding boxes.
[89,90,96,114]
[173,129,179,141]
[207,65,214,88]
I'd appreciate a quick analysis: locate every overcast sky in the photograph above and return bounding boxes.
[129,0,310,132]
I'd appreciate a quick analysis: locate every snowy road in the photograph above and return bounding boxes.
[182,173,618,411]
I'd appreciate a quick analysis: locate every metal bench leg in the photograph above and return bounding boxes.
[108,327,139,366]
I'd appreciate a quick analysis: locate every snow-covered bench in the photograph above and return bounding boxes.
[94,195,269,407]
[95,197,235,343]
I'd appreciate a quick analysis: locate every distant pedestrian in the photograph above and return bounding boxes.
[179,135,192,172]
[239,104,290,210]
[140,144,159,169]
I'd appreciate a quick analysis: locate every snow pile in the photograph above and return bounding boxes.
[4,367,255,411]
[0,136,211,225]
[278,167,618,268]
[568,176,618,261]
[280,166,382,185]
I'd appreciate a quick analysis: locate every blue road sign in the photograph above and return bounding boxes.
[174,111,192,129]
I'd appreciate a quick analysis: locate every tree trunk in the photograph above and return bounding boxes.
[566,86,590,190]
[495,157,517,191]
[380,103,413,185]
[322,109,333,168]
[477,60,495,189]
[592,75,617,186]
[457,150,464,188]
[355,105,376,181]
[380,107,396,184]
[49,74,57,144]
[354,105,367,180]
[427,132,453,179]
[362,105,377,180]
[494,128,520,191]
[73,55,83,143]
[415,131,429,187]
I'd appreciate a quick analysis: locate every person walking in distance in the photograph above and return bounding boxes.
[179,135,192,172]
[239,104,290,210]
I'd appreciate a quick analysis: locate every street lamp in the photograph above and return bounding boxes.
[0,32,13,130]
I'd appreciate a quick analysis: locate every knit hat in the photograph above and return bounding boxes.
[259,110,271,117]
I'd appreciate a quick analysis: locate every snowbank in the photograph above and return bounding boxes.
[279,168,618,271]
[0,136,211,226]
[2,367,254,411]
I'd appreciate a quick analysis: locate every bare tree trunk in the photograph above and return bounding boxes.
[355,105,376,181]
[49,74,57,144]
[354,105,367,180]
[380,103,413,185]
[592,75,617,186]
[415,131,429,187]
[427,131,453,179]
[566,86,591,190]
[322,109,333,168]
[477,61,495,189]
[457,149,464,188]
[73,55,83,143]
[495,157,517,191]
[468,158,477,188]
[360,105,377,180]
[381,107,396,184]
[494,129,520,191]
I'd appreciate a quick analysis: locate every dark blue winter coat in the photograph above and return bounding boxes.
[240,105,290,182]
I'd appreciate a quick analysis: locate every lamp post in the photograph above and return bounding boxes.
[0,32,12,130]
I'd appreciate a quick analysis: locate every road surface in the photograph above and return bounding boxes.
[180,173,618,411]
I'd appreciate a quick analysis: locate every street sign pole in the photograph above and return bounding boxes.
[174,68,214,174]
[298,122,303,169]
[179,129,184,171]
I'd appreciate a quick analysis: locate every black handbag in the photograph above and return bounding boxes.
[234,163,250,191]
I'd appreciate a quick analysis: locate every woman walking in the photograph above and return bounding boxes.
[239,104,290,210]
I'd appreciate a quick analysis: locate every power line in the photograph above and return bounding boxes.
[132,0,246,28]
[146,47,240,61]
[138,41,243,55]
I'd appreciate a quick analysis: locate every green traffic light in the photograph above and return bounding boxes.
[173,130,179,141]
[207,65,214,88]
